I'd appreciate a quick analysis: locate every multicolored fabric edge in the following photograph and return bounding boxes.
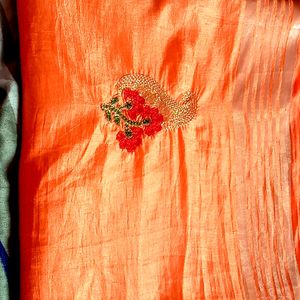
[0,0,20,299]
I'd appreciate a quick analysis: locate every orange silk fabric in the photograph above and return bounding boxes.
[18,1,300,299]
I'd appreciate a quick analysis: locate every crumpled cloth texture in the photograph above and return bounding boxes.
[0,0,19,299]
[18,1,300,299]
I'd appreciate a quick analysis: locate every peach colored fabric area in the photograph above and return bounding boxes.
[18,0,300,299]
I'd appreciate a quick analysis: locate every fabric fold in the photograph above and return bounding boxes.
[0,0,20,299]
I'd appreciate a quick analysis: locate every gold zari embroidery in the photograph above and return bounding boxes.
[115,74,198,130]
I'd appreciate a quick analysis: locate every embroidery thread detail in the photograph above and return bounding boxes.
[116,74,198,130]
[101,88,164,152]
[101,74,198,152]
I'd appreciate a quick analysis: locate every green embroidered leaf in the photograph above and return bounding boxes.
[105,111,112,121]
[110,97,119,105]
[114,115,121,125]
[124,102,132,109]
[125,127,132,138]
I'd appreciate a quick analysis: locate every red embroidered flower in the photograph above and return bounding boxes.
[141,105,164,136]
[123,89,145,120]
[116,127,143,152]
[102,88,164,152]
[123,89,139,100]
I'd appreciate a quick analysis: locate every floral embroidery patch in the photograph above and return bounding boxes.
[101,89,164,152]
[101,74,197,152]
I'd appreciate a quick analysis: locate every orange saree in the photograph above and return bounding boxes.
[18,0,300,299]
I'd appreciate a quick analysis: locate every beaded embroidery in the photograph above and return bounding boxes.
[101,74,197,152]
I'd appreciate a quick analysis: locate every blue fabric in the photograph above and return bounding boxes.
[0,240,8,276]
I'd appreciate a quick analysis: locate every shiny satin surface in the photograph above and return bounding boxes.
[18,1,300,299]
